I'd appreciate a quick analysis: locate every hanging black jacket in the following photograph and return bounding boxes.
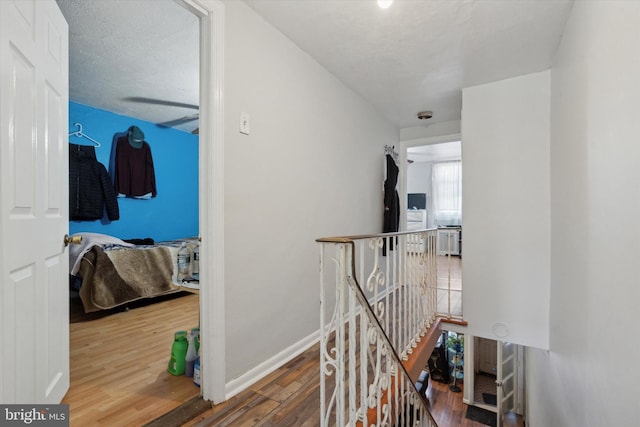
[69,143,119,221]
[111,134,157,198]
[383,154,400,233]
[383,153,400,254]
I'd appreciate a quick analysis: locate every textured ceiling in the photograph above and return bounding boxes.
[56,0,199,133]
[245,0,574,130]
[56,0,574,135]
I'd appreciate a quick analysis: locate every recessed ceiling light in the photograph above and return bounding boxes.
[378,0,393,9]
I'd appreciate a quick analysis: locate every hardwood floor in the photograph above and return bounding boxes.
[63,257,481,426]
[426,377,495,427]
[176,256,479,426]
[63,292,200,426]
[181,341,490,427]
[181,344,321,427]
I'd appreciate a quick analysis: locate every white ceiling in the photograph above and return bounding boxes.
[56,0,574,135]
[245,0,574,129]
[407,140,461,163]
[56,0,200,133]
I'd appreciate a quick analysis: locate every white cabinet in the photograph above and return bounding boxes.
[406,210,427,253]
[406,209,427,231]
[437,227,461,256]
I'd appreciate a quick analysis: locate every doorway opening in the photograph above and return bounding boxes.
[464,335,526,421]
[405,139,462,231]
[473,336,499,411]
[403,137,463,317]
[58,0,216,422]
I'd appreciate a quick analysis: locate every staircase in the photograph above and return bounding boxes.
[317,230,463,427]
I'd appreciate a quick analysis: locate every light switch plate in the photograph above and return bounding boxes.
[239,112,250,135]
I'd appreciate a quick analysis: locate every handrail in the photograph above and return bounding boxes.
[319,231,440,426]
[316,227,438,243]
[319,227,463,321]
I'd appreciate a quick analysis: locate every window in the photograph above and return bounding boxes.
[432,161,462,225]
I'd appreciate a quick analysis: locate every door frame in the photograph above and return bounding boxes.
[179,0,226,403]
[462,335,500,411]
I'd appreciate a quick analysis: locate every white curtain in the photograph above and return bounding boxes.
[432,161,462,226]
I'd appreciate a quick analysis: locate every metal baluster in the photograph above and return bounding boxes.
[347,263,357,424]
[319,244,327,427]
[336,245,346,427]
[358,240,367,425]
[360,308,368,425]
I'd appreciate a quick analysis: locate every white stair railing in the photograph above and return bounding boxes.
[318,230,440,427]
[435,228,463,319]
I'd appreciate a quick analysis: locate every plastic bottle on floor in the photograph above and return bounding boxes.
[191,327,200,353]
[185,332,198,377]
[193,356,201,387]
[167,331,188,375]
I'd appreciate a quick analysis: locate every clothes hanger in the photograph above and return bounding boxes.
[384,144,398,162]
[68,122,101,147]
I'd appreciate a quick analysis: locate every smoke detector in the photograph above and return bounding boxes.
[417,111,433,120]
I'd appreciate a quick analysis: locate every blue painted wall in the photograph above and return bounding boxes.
[68,102,199,242]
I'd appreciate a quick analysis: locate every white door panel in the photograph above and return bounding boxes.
[496,341,518,427]
[478,337,497,375]
[1,0,69,403]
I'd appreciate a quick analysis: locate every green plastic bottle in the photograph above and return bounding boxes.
[167,331,188,375]
[191,327,200,353]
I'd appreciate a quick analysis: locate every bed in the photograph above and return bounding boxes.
[69,233,199,313]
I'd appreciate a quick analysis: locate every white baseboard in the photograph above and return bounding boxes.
[224,329,320,400]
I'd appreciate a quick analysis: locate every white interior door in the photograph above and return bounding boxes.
[0,0,69,403]
[478,337,497,375]
[496,340,518,427]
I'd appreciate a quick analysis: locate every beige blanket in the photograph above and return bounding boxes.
[78,245,177,313]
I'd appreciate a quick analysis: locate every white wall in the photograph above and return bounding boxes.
[461,71,550,350]
[407,162,431,196]
[400,120,461,141]
[222,1,397,387]
[407,161,432,227]
[528,2,640,426]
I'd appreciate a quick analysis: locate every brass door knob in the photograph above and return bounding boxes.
[64,234,82,246]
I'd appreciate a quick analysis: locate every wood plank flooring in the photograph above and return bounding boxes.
[426,377,494,427]
[63,292,201,426]
[181,341,489,427]
[181,345,321,427]
[64,256,482,426]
